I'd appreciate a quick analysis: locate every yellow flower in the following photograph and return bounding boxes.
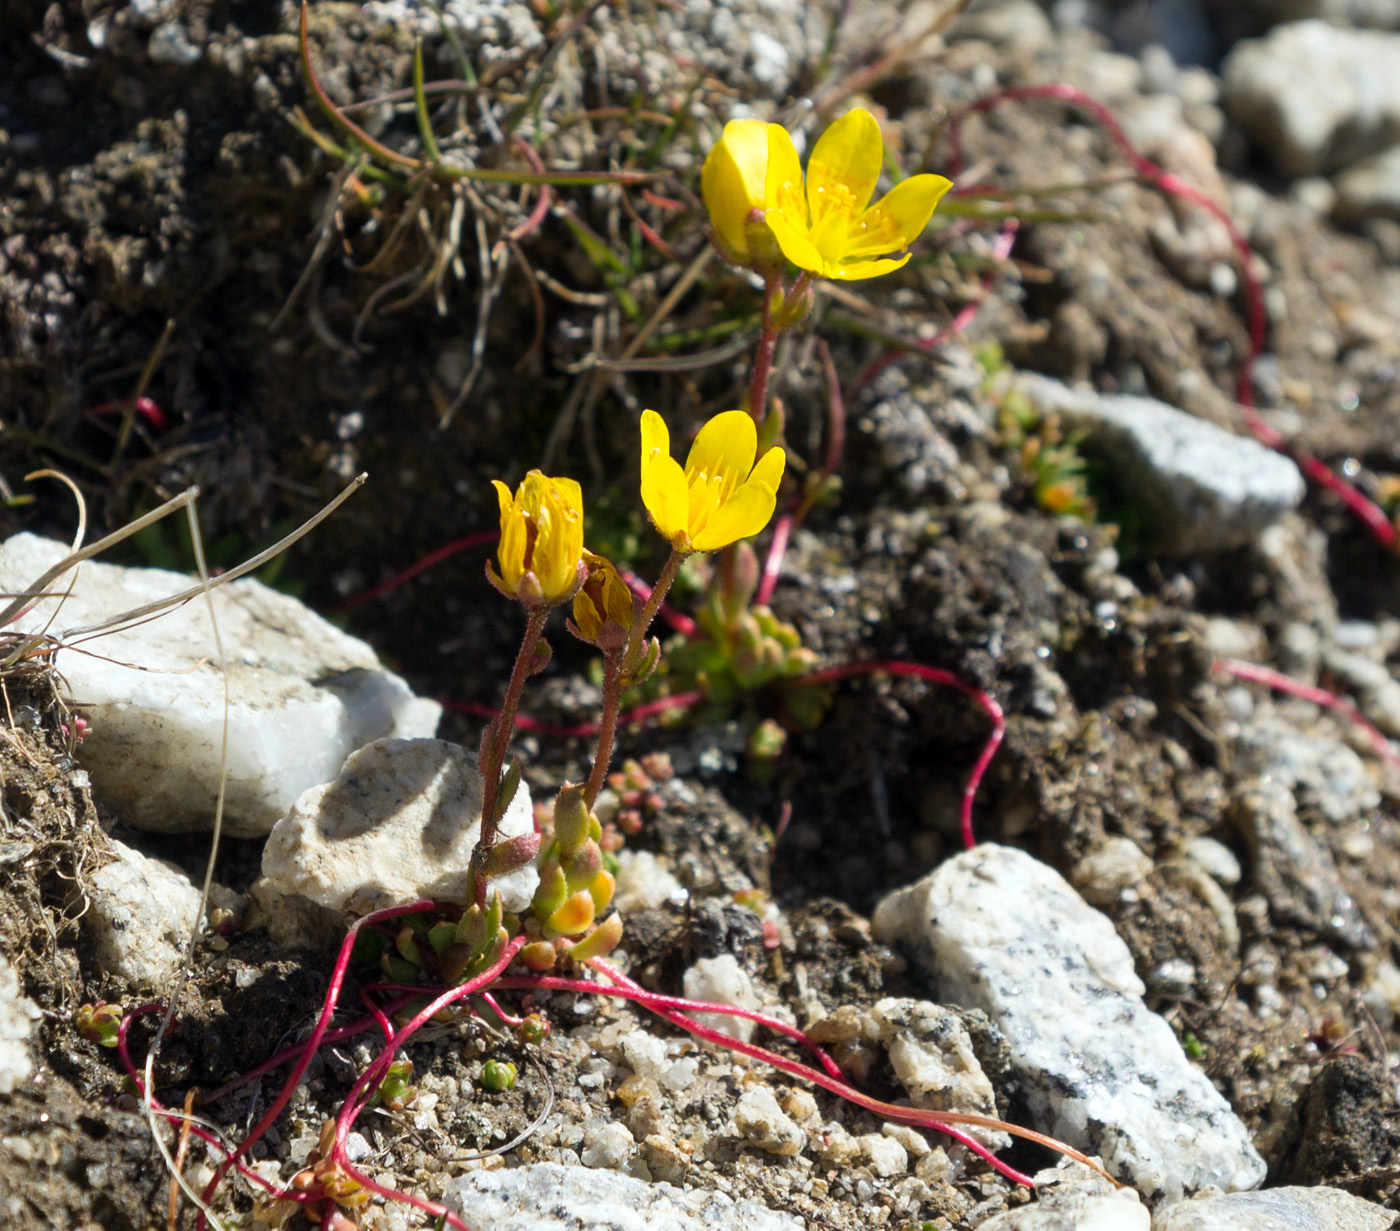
[572,552,636,650]
[700,118,782,268]
[640,409,785,553]
[490,470,585,607]
[764,108,951,281]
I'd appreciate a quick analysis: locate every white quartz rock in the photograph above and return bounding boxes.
[872,845,1266,1204]
[443,1161,802,1231]
[86,838,202,988]
[733,1086,806,1156]
[0,533,440,836]
[260,738,538,915]
[979,1162,1150,1231]
[1152,1185,1394,1231]
[681,954,760,1043]
[0,955,40,1094]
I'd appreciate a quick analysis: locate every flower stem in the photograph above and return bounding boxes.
[474,607,549,903]
[622,548,685,677]
[745,273,781,423]
[584,651,624,809]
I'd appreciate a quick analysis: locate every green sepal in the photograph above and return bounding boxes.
[532,858,567,920]
[427,920,458,957]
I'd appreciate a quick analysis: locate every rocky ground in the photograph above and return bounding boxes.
[5,0,1400,1228]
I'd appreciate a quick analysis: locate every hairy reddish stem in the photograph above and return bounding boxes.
[746,274,782,423]
[799,661,1004,850]
[585,652,625,808]
[1215,657,1400,773]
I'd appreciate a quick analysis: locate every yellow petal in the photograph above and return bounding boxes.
[827,253,911,281]
[843,173,952,260]
[684,409,757,486]
[691,475,779,551]
[807,108,883,226]
[764,123,809,231]
[749,443,786,492]
[701,118,770,257]
[492,479,515,524]
[765,199,828,275]
[535,478,583,602]
[497,503,527,591]
[639,410,690,545]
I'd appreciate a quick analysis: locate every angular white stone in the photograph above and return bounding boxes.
[1223,22,1400,176]
[872,845,1266,1203]
[260,738,538,915]
[0,955,40,1094]
[0,533,439,836]
[979,1163,1149,1231]
[86,838,202,988]
[1015,375,1303,556]
[1152,1186,1394,1231]
[869,997,1009,1151]
[443,1161,802,1231]
[682,954,759,1043]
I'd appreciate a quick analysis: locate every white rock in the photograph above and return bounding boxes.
[613,850,687,913]
[1223,22,1400,176]
[1014,375,1303,555]
[260,738,538,915]
[733,1086,806,1156]
[1335,144,1400,221]
[580,1121,634,1170]
[0,955,40,1093]
[858,1132,907,1177]
[872,845,1266,1203]
[1071,836,1155,907]
[869,998,1010,1151]
[0,533,439,836]
[979,1162,1149,1231]
[1152,1185,1394,1231]
[443,1162,802,1230]
[681,954,759,1044]
[86,838,203,988]
[1182,837,1242,886]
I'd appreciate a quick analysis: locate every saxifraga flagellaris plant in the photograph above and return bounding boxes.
[126,103,1122,1231]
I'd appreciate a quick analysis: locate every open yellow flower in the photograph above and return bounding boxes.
[765,108,951,281]
[490,470,585,607]
[640,410,785,553]
[701,118,782,269]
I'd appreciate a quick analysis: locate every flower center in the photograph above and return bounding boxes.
[686,466,738,537]
[808,180,859,263]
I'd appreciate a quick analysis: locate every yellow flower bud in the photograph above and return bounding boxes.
[701,118,784,270]
[571,552,636,651]
[489,470,585,607]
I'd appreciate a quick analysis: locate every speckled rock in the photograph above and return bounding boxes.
[1152,1185,1394,1231]
[873,845,1266,1203]
[85,838,201,988]
[733,1086,807,1156]
[1223,22,1400,175]
[260,738,538,916]
[442,1161,803,1231]
[0,533,440,837]
[1014,375,1303,555]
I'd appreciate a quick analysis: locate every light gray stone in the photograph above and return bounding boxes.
[1223,21,1400,176]
[0,955,40,1094]
[872,845,1266,1203]
[0,533,439,837]
[442,1161,802,1231]
[978,1162,1150,1230]
[1152,1185,1394,1231]
[1014,375,1303,555]
[86,838,201,988]
[260,738,538,916]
